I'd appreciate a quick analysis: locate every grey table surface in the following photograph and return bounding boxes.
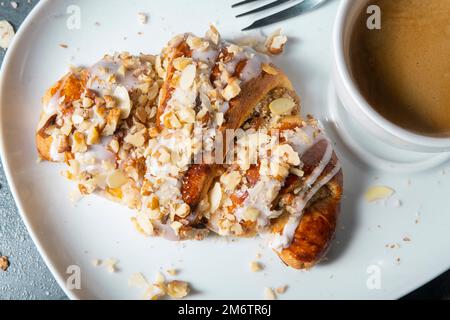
[0,0,448,301]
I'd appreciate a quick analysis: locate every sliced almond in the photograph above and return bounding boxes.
[113,85,132,119]
[220,171,241,192]
[209,182,222,213]
[262,63,278,75]
[173,57,193,71]
[264,287,277,300]
[106,170,128,189]
[179,64,196,90]
[0,20,15,49]
[206,24,220,45]
[128,273,149,288]
[177,107,196,124]
[365,186,395,202]
[243,207,260,222]
[269,98,296,115]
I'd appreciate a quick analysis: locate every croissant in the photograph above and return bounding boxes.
[36,53,161,208]
[36,28,343,269]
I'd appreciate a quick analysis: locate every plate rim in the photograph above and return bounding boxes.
[0,0,447,300]
[0,0,78,300]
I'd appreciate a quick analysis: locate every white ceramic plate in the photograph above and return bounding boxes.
[1,0,450,300]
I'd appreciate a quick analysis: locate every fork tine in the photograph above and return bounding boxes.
[236,0,291,18]
[242,0,326,31]
[232,0,262,8]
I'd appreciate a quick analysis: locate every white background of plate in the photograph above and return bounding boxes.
[1,0,449,300]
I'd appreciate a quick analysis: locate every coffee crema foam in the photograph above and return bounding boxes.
[350,0,450,137]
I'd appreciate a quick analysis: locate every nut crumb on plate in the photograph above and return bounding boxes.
[276,285,287,294]
[265,29,287,55]
[137,12,148,25]
[264,287,277,300]
[167,268,178,276]
[167,280,190,299]
[364,186,394,203]
[0,256,10,271]
[92,259,102,267]
[104,258,118,273]
[250,261,263,272]
[0,20,15,49]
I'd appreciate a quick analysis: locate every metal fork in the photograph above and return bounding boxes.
[233,0,328,31]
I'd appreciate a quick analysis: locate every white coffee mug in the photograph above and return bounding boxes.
[332,0,450,153]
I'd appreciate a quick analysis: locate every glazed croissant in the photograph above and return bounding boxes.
[36,28,343,269]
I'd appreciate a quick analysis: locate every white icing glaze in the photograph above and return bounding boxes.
[74,137,115,174]
[269,145,341,251]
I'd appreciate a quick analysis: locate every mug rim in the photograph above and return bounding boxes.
[333,0,450,149]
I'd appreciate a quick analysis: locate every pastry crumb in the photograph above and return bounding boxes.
[0,256,10,271]
[59,43,68,49]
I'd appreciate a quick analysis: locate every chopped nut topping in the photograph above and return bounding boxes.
[269,98,296,115]
[243,207,260,222]
[106,170,128,189]
[209,182,222,213]
[222,78,241,101]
